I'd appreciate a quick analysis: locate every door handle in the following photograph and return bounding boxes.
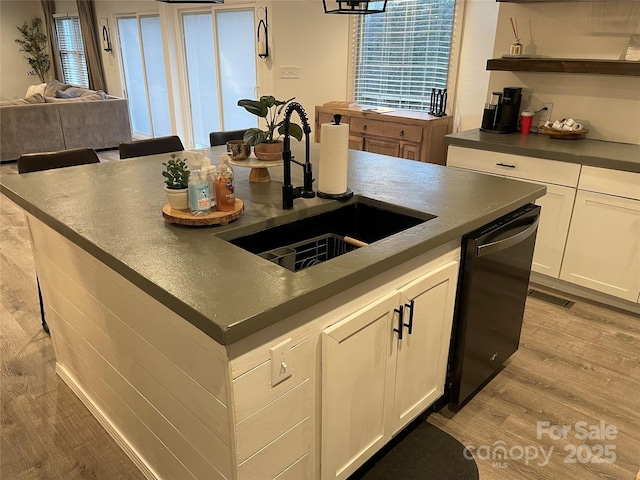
[403,299,414,335]
[477,215,540,257]
[393,306,404,340]
[496,162,516,168]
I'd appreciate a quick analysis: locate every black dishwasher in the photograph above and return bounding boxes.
[448,204,540,411]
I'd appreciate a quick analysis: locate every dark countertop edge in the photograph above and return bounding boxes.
[1,180,544,345]
[445,131,640,174]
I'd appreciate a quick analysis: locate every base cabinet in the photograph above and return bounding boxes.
[316,105,453,165]
[321,261,459,480]
[447,146,579,279]
[560,190,640,302]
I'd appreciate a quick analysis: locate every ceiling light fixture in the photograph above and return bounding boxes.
[322,0,387,15]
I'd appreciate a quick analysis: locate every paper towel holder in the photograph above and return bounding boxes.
[318,188,353,200]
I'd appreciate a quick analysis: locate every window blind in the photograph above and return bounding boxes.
[55,16,89,87]
[353,0,455,112]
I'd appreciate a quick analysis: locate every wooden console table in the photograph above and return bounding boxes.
[315,105,453,165]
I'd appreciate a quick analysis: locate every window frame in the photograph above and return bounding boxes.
[349,0,462,114]
[53,13,89,88]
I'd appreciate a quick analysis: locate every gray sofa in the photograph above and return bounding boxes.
[1,94,132,162]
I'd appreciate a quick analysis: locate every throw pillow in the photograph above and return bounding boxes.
[44,80,71,97]
[26,83,46,97]
[56,88,79,99]
[0,93,45,106]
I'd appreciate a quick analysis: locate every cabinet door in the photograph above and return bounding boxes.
[364,138,400,157]
[392,261,459,434]
[560,190,640,302]
[321,292,399,480]
[401,143,421,161]
[349,135,364,151]
[531,183,576,278]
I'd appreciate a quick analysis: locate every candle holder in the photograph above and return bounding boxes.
[257,7,268,59]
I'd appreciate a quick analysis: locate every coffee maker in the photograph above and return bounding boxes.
[480,87,522,134]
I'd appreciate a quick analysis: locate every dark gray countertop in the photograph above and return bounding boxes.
[0,144,544,344]
[445,129,640,173]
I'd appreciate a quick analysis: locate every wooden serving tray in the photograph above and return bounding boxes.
[539,126,589,139]
[162,199,244,226]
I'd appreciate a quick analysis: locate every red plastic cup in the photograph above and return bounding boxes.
[520,111,534,135]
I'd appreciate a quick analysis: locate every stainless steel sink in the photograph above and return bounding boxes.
[228,199,436,272]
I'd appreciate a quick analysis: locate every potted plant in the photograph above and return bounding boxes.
[237,96,303,161]
[15,17,50,83]
[162,154,190,210]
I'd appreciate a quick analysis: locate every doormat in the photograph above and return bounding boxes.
[349,418,479,480]
[527,289,575,309]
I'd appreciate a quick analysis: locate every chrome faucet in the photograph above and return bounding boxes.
[282,102,315,210]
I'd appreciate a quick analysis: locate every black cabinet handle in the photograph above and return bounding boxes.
[393,306,404,340]
[496,162,516,168]
[362,124,367,131]
[404,299,414,334]
[400,130,405,137]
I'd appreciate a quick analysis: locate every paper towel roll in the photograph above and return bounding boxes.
[318,122,349,195]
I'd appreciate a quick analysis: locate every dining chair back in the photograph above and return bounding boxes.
[18,148,99,174]
[119,135,184,159]
[209,129,248,147]
[17,147,102,334]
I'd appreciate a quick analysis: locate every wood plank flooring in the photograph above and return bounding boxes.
[2,157,639,480]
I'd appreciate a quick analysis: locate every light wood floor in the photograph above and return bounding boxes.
[2,158,639,480]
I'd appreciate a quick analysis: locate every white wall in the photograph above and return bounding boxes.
[451,0,500,133]
[269,1,350,123]
[0,0,46,100]
[489,1,640,144]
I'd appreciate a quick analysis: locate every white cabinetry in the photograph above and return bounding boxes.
[560,167,640,302]
[321,261,459,480]
[447,146,579,278]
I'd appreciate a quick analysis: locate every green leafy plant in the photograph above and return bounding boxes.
[162,154,190,189]
[237,96,303,146]
[15,17,50,83]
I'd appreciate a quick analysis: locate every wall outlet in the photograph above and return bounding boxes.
[270,338,293,386]
[538,102,554,126]
[279,66,300,79]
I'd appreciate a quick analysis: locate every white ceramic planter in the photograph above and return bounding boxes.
[164,186,188,210]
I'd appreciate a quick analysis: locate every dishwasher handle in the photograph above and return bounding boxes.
[476,215,540,258]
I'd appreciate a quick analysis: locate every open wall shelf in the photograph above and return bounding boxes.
[487,58,640,76]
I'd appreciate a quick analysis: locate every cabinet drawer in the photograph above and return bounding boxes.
[364,137,400,157]
[447,146,581,187]
[579,166,640,201]
[351,117,422,143]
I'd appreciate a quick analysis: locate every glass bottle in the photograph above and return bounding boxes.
[215,154,235,212]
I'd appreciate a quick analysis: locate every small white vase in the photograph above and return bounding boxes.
[164,186,188,210]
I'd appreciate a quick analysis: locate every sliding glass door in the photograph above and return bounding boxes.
[117,15,171,138]
[182,9,257,148]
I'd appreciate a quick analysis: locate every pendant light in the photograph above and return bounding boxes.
[322,0,387,15]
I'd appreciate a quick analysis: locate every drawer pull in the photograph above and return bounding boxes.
[496,162,516,169]
[362,124,367,131]
[400,130,405,137]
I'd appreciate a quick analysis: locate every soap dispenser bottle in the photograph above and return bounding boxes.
[201,156,217,209]
[215,154,235,212]
[188,159,211,216]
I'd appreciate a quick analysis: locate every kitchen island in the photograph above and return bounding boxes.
[0,144,545,480]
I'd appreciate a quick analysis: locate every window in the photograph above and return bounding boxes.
[182,9,257,148]
[54,16,89,87]
[353,0,455,112]
[117,15,171,137]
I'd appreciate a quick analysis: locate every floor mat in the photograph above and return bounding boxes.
[349,418,479,480]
